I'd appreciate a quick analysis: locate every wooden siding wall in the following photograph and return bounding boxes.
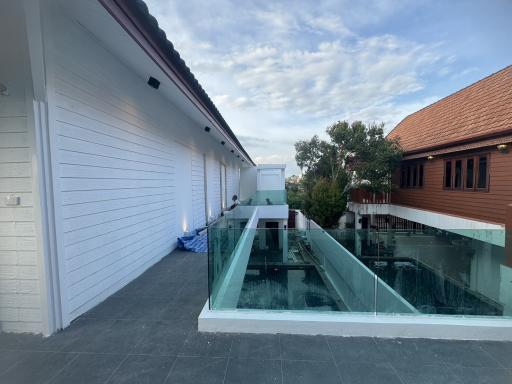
[44,6,241,325]
[391,149,512,225]
[0,99,43,333]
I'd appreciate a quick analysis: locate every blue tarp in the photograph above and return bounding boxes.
[177,229,208,253]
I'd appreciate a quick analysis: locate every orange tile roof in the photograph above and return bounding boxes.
[387,65,512,154]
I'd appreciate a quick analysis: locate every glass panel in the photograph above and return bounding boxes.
[239,190,287,206]
[412,165,418,187]
[444,161,452,188]
[454,160,462,189]
[477,156,488,188]
[400,168,406,188]
[418,164,424,187]
[466,158,474,189]
[406,166,411,187]
[208,211,510,319]
[210,225,379,313]
[322,225,508,317]
[208,207,248,308]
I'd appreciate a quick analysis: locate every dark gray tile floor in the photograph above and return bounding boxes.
[1,249,512,383]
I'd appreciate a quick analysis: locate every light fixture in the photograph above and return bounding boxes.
[497,144,509,153]
[147,76,160,89]
[204,126,211,132]
[230,149,234,153]
[0,83,8,96]
[221,141,225,145]
[237,155,240,158]
[427,155,434,160]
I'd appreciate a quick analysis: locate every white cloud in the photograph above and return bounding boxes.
[145,0,452,175]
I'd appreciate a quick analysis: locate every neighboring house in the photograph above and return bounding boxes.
[0,0,257,335]
[349,65,512,231]
[346,66,512,319]
[388,65,512,226]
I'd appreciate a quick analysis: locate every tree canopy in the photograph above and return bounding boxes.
[294,121,402,227]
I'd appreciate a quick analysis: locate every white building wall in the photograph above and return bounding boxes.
[0,99,43,333]
[191,151,206,229]
[0,1,44,334]
[206,156,221,221]
[41,3,241,325]
[257,165,285,191]
[226,165,239,203]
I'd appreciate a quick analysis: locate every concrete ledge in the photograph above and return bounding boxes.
[198,301,512,341]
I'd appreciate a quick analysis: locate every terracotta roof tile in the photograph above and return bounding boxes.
[387,65,512,153]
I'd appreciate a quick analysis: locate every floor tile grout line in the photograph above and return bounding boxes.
[221,356,231,384]
[325,336,346,384]
[162,355,179,384]
[386,361,407,384]
[221,336,235,384]
[103,354,130,384]
[477,344,507,368]
[278,333,282,360]
[44,352,80,384]
[441,361,466,384]
[280,359,284,384]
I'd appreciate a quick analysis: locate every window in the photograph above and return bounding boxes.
[444,161,452,188]
[465,158,474,189]
[400,162,424,189]
[454,160,462,189]
[444,154,489,192]
[477,156,488,189]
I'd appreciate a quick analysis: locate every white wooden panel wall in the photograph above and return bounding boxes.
[46,14,180,322]
[226,165,239,202]
[206,157,221,221]
[191,152,206,229]
[0,99,42,333]
[41,3,248,325]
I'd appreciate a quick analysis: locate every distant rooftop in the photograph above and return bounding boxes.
[387,65,512,154]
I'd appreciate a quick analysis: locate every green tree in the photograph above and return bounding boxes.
[308,178,346,228]
[294,121,402,227]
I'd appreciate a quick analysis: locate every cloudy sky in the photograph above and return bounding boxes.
[146,0,512,175]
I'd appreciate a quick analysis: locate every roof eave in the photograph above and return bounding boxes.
[97,0,255,166]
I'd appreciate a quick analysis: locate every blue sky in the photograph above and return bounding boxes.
[146,0,512,175]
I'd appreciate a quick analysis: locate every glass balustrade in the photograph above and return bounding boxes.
[208,215,511,319]
[239,190,287,206]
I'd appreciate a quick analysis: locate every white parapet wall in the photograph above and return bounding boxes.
[348,202,505,247]
[198,301,512,341]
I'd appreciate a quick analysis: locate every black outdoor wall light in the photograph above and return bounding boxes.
[230,150,234,153]
[221,141,225,145]
[204,126,211,132]
[147,76,160,89]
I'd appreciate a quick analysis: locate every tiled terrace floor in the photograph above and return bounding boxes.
[2,249,512,383]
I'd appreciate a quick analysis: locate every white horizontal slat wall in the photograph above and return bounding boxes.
[0,99,42,333]
[206,157,221,221]
[226,165,239,203]
[191,152,206,229]
[40,3,249,326]
[45,13,181,322]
